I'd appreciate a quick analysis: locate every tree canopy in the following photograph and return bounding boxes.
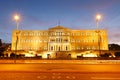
[0,39,2,46]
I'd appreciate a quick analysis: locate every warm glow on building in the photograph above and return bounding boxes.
[83,53,97,57]
[11,26,108,59]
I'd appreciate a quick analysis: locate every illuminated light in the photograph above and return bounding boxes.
[71,52,77,58]
[14,15,20,21]
[83,53,97,57]
[42,51,53,58]
[96,14,101,21]
[25,53,35,57]
[42,52,47,58]
[37,54,42,56]
[13,14,20,30]
[77,54,82,56]
[113,55,116,58]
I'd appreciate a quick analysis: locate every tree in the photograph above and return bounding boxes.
[100,53,111,57]
[114,52,120,57]
[10,52,15,58]
[0,39,2,46]
[109,44,120,50]
[0,47,5,57]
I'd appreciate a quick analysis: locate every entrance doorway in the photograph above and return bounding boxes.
[68,54,71,59]
[47,54,50,59]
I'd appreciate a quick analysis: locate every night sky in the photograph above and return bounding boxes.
[0,0,120,44]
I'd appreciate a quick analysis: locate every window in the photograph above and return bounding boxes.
[29,47,32,50]
[51,32,54,36]
[56,38,61,42]
[50,39,55,42]
[103,47,105,49]
[76,33,78,36]
[39,40,42,42]
[72,33,74,36]
[76,39,80,42]
[24,33,27,36]
[20,47,23,50]
[102,40,105,42]
[51,46,53,51]
[67,32,70,35]
[19,32,22,36]
[44,39,47,42]
[101,32,104,35]
[19,39,21,42]
[92,32,95,36]
[39,32,43,36]
[33,33,35,36]
[56,32,63,36]
[44,47,47,50]
[81,39,84,42]
[36,33,38,36]
[81,47,84,50]
[30,33,33,36]
[56,38,58,42]
[92,46,95,49]
[77,47,80,50]
[66,46,67,51]
[39,33,41,36]
[60,32,62,36]
[56,32,59,36]
[72,47,75,50]
[30,39,33,42]
[64,39,68,42]
[87,46,90,49]
[86,40,89,42]
[44,32,48,36]
[81,32,84,36]
[34,47,36,50]
[86,33,88,36]
[95,33,98,36]
[24,40,26,43]
[35,39,38,42]
[71,39,75,42]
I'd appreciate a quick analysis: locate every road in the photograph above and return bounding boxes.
[0,63,120,80]
[1,71,120,80]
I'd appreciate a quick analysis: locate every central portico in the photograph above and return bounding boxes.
[48,26,71,51]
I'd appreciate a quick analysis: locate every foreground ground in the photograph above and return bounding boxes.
[1,71,120,80]
[0,60,120,80]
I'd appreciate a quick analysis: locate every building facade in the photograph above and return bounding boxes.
[11,26,108,58]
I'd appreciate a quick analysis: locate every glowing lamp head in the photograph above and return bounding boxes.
[14,15,20,21]
[96,14,101,21]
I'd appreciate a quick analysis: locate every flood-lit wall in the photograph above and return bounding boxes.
[11,26,108,58]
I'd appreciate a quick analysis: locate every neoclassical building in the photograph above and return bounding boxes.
[11,26,108,58]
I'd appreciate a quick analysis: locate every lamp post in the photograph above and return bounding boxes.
[96,14,101,56]
[14,14,20,63]
[14,15,20,30]
[96,14,101,29]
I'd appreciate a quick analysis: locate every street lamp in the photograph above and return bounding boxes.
[96,14,101,56]
[14,14,20,63]
[96,14,101,29]
[14,14,20,30]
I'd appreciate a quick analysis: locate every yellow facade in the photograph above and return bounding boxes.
[11,26,108,58]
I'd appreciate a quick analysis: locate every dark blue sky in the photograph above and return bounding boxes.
[0,0,120,44]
